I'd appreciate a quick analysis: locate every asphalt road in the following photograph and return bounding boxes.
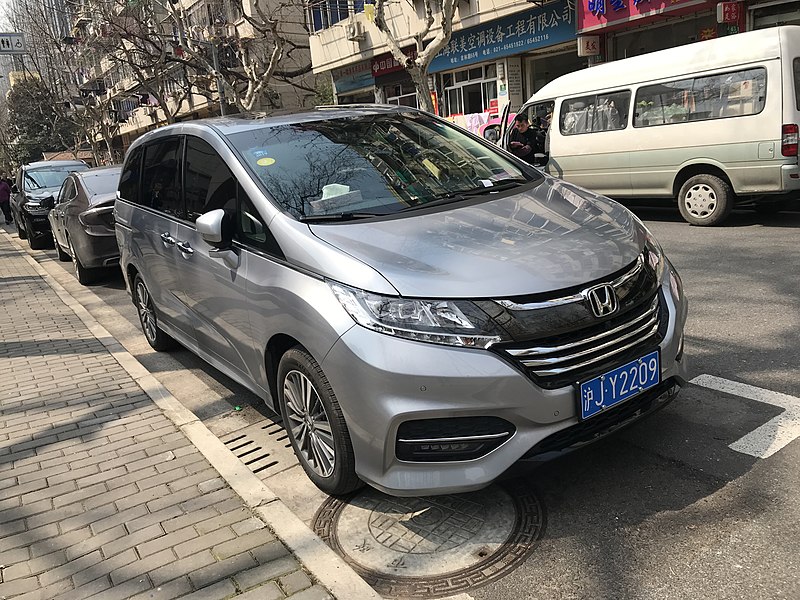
[13,203,800,600]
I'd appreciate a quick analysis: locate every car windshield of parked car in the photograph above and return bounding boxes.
[226,112,538,219]
[82,169,121,201]
[24,165,88,191]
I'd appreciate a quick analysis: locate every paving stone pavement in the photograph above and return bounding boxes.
[0,231,334,599]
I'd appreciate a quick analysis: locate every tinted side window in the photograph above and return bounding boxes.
[184,137,236,222]
[119,146,143,204]
[634,68,766,127]
[237,185,282,258]
[559,91,630,135]
[58,179,76,203]
[142,138,183,218]
[794,58,800,111]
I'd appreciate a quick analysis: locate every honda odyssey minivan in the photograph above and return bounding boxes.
[115,106,688,497]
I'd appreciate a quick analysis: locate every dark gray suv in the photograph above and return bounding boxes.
[11,160,89,249]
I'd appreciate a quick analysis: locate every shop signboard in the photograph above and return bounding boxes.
[332,60,374,94]
[578,35,601,56]
[371,48,417,78]
[428,0,577,74]
[578,0,713,33]
[716,2,741,24]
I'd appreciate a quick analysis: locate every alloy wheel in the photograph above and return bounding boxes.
[135,279,158,344]
[283,369,336,477]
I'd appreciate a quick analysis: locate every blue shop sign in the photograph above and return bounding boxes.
[428,0,577,74]
[333,61,374,94]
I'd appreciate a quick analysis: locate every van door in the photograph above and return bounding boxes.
[134,136,196,342]
[551,90,632,196]
[176,136,255,380]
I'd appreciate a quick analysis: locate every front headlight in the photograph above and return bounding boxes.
[329,282,508,348]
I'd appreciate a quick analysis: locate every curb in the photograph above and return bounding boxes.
[0,227,382,600]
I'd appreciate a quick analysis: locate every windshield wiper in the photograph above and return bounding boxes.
[299,212,387,223]
[457,179,528,196]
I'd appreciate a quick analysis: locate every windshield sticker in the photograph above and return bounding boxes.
[257,157,276,166]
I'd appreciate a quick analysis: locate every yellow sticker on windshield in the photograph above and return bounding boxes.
[257,157,276,166]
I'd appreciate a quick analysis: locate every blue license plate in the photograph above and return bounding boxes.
[579,350,660,420]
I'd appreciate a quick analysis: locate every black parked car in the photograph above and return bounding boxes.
[49,165,122,285]
[11,160,90,249]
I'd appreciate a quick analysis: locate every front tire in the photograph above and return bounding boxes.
[28,231,46,250]
[16,215,27,239]
[132,273,176,351]
[277,347,362,496]
[678,174,733,226]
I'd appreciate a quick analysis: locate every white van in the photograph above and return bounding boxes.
[516,26,800,225]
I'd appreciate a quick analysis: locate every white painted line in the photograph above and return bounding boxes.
[690,374,800,459]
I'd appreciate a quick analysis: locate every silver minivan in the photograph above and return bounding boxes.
[115,106,688,497]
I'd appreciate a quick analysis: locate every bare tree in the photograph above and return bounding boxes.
[373,0,456,113]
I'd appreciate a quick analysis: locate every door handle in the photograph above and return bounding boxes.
[160,232,176,246]
[176,241,194,256]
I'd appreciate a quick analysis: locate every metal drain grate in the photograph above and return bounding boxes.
[220,418,299,477]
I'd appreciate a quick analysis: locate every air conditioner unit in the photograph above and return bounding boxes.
[345,21,364,42]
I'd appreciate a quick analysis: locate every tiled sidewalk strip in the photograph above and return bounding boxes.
[0,229,377,599]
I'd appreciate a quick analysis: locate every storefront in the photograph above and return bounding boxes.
[331,60,375,105]
[577,0,739,62]
[371,49,419,108]
[428,0,577,133]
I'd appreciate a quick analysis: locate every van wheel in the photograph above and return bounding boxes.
[277,347,362,496]
[133,274,176,351]
[678,174,733,226]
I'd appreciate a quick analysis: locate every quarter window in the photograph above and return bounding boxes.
[634,68,767,127]
[560,91,631,135]
[238,186,282,257]
[793,58,800,111]
[184,137,236,222]
[119,146,143,204]
[141,138,183,218]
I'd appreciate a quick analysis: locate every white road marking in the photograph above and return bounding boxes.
[690,374,800,459]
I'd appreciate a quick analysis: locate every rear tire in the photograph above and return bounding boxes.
[678,174,733,226]
[54,234,70,261]
[68,238,96,285]
[132,273,176,351]
[277,347,362,496]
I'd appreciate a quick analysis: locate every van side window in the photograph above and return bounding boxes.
[559,91,630,135]
[794,59,800,111]
[634,68,766,127]
[237,185,283,258]
[184,136,236,221]
[142,138,184,218]
[118,146,143,204]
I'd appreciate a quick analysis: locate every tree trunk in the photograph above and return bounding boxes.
[408,65,434,114]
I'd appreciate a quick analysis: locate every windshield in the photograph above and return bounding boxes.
[24,165,89,191]
[82,169,121,201]
[226,112,537,219]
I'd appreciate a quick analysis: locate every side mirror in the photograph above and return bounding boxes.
[196,208,233,247]
[41,197,55,209]
[11,184,18,194]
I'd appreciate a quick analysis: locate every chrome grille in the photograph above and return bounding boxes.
[499,294,664,388]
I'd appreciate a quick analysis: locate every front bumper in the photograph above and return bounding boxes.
[322,268,688,497]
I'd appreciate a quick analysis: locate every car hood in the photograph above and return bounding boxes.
[308,177,646,298]
[24,187,60,203]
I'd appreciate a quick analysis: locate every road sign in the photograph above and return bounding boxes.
[0,32,26,54]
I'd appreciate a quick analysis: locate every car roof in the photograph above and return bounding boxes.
[132,104,415,145]
[75,165,122,178]
[23,160,88,170]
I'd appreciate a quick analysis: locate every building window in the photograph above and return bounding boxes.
[309,0,351,33]
[385,83,418,108]
[441,64,497,117]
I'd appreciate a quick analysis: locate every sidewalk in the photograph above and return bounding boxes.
[0,228,377,600]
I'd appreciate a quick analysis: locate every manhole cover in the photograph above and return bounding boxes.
[312,481,545,598]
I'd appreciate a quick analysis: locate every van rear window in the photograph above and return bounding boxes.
[634,67,766,127]
[794,58,800,111]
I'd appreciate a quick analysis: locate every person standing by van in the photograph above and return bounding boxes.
[508,114,540,164]
[0,176,12,224]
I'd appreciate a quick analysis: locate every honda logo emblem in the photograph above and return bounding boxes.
[583,284,618,318]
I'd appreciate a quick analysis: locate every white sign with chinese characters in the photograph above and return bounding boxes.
[0,32,26,54]
[577,35,601,57]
